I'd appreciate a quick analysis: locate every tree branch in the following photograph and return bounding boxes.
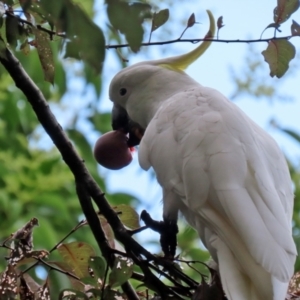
[0,47,139,300]
[5,11,66,39]
[0,47,198,298]
[105,35,296,49]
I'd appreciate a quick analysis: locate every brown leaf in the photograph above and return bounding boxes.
[273,0,300,24]
[19,275,35,300]
[263,22,281,31]
[22,273,41,294]
[288,272,300,295]
[35,276,50,300]
[12,217,39,241]
[57,242,96,279]
[217,16,224,29]
[187,13,196,28]
[291,19,300,36]
[6,218,40,266]
[151,9,169,32]
[33,29,55,84]
[0,265,18,298]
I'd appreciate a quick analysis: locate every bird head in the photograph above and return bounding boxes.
[109,10,215,147]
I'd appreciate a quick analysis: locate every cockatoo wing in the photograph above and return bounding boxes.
[139,85,296,298]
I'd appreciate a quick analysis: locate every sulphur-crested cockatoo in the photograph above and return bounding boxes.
[109,10,296,300]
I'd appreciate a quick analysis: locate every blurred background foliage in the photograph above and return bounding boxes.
[0,0,299,297]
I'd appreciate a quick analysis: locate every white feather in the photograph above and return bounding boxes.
[138,85,296,300]
[110,63,297,300]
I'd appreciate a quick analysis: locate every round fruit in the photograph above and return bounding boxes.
[93,131,133,170]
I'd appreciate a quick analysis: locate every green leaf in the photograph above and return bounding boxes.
[67,129,93,160]
[280,128,300,143]
[5,14,18,48]
[64,1,106,73]
[262,39,295,78]
[151,9,169,32]
[21,2,48,24]
[84,64,102,97]
[72,0,94,17]
[107,1,150,52]
[57,242,96,278]
[67,129,99,177]
[33,29,55,84]
[50,261,87,290]
[107,192,139,206]
[125,23,144,53]
[89,112,112,134]
[20,39,30,55]
[108,256,134,288]
[291,19,300,36]
[89,256,107,281]
[40,0,64,23]
[64,39,80,59]
[273,0,300,24]
[2,0,14,5]
[113,204,140,229]
[102,288,126,299]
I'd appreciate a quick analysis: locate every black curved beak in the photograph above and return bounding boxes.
[112,103,144,147]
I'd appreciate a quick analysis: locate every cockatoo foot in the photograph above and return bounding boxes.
[192,268,227,300]
[140,210,178,258]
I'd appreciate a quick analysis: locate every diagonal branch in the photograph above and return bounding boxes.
[0,46,196,298]
[0,47,139,300]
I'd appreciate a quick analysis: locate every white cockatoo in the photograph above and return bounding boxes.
[109,10,297,300]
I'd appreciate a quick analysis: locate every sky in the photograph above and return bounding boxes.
[91,1,300,223]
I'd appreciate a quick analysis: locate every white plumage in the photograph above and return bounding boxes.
[109,11,296,300]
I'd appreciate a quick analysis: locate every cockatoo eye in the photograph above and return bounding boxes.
[119,88,127,96]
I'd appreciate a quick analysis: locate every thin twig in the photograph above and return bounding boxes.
[0,234,14,251]
[101,256,111,300]
[0,48,139,300]
[178,27,189,40]
[106,35,295,50]
[147,262,193,296]
[49,220,86,253]
[0,243,13,251]
[5,10,296,52]
[33,257,81,282]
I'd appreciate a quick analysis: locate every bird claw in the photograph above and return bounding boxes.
[140,210,178,258]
